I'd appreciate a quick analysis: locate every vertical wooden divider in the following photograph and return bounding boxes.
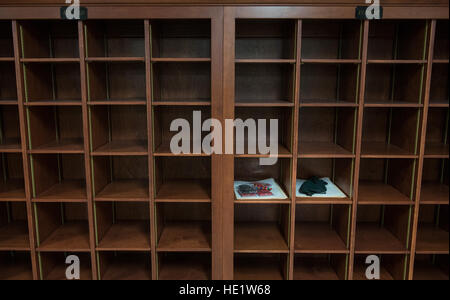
[348,19,369,280]
[211,11,225,280]
[408,20,437,280]
[145,19,157,280]
[78,20,98,280]
[222,6,235,280]
[11,20,39,280]
[288,19,302,280]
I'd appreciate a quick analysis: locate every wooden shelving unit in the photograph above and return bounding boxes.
[0,3,447,280]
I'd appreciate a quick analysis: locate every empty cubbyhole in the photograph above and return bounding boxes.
[95,202,150,251]
[0,153,25,201]
[98,251,151,280]
[298,107,356,156]
[27,106,83,152]
[235,63,295,105]
[414,254,449,280]
[302,20,362,60]
[434,20,449,60]
[0,201,29,250]
[156,203,211,252]
[235,253,288,280]
[425,108,449,156]
[416,204,449,254]
[362,108,420,156]
[359,158,415,205]
[0,62,17,102]
[153,106,211,155]
[0,21,13,57]
[90,105,148,154]
[40,252,92,280]
[300,63,360,105]
[430,63,449,106]
[35,202,89,251]
[19,21,79,58]
[154,157,211,202]
[365,64,425,105]
[0,251,32,280]
[234,107,293,156]
[421,158,448,204]
[295,204,350,253]
[236,20,295,60]
[31,154,86,201]
[355,205,411,254]
[297,158,353,203]
[87,62,146,102]
[0,106,21,151]
[368,20,427,60]
[93,156,148,201]
[234,158,291,200]
[353,254,407,280]
[234,203,290,253]
[85,20,144,58]
[23,63,81,103]
[294,254,347,280]
[158,252,210,280]
[151,20,210,59]
[152,62,211,104]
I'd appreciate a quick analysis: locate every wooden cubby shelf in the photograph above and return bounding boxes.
[0,4,447,280]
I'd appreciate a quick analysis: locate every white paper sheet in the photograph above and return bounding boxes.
[234,178,288,200]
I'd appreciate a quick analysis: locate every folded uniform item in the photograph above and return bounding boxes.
[237,182,273,197]
[299,176,328,196]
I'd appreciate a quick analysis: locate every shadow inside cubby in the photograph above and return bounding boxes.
[430,64,449,106]
[0,62,17,102]
[235,253,288,280]
[0,201,29,250]
[416,204,449,254]
[0,106,21,151]
[158,252,211,280]
[40,252,92,280]
[414,254,449,280]
[98,251,151,280]
[0,251,32,280]
[434,20,449,60]
[425,108,449,156]
[0,153,25,201]
[421,158,448,204]
[0,21,13,57]
[294,254,347,280]
[353,254,407,280]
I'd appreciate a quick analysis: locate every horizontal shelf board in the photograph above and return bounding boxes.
[296,197,352,205]
[92,140,148,156]
[420,182,449,205]
[235,99,294,107]
[97,221,150,251]
[0,57,14,62]
[361,142,417,158]
[157,221,211,252]
[37,221,90,252]
[0,140,22,153]
[88,100,147,106]
[152,57,211,63]
[298,141,355,158]
[413,262,449,281]
[299,99,358,107]
[0,261,33,280]
[29,139,84,154]
[0,179,26,201]
[364,101,423,108]
[155,180,211,202]
[367,59,427,64]
[0,221,30,250]
[355,223,408,254]
[235,257,285,281]
[301,59,361,64]
[234,143,292,158]
[100,255,152,280]
[21,58,80,63]
[235,199,292,204]
[33,180,87,202]
[416,224,449,254]
[95,180,149,201]
[432,59,449,64]
[0,100,19,105]
[424,142,449,158]
[235,222,289,253]
[294,257,340,280]
[353,264,394,281]
[236,59,296,64]
[154,142,211,157]
[295,222,348,253]
[428,101,450,108]
[85,57,145,62]
[158,255,210,280]
[358,182,414,205]
[24,100,82,106]
[152,99,211,106]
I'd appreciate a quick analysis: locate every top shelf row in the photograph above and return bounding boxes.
[1,19,448,61]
